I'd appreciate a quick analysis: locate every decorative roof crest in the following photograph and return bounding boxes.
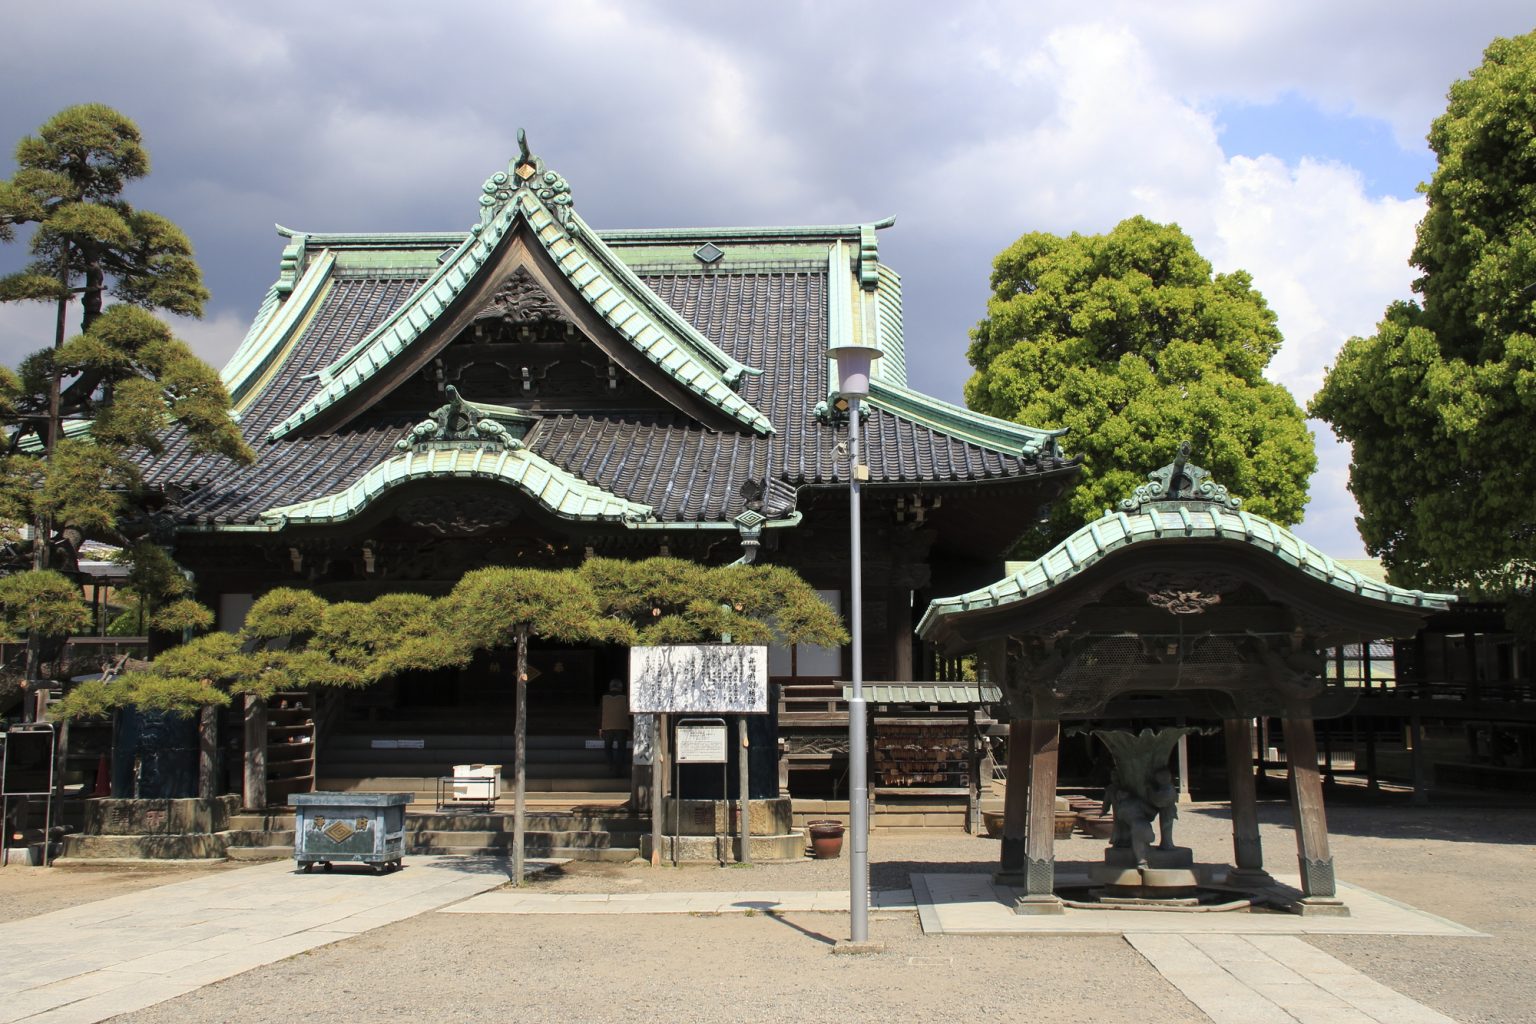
[479,128,575,232]
[396,385,537,451]
[1116,442,1242,515]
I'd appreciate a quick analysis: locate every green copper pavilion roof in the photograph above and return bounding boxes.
[917,450,1455,639]
[267,138,775,441]
[259,444,655,528]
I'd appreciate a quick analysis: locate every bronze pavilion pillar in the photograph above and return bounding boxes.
[1282,710,1348,914]
[1223,717,1266,881]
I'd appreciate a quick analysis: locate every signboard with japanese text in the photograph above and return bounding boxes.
[628,645,768,714]
[673,722,728,763]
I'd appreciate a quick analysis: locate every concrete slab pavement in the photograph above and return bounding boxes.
[0,857,536,1024]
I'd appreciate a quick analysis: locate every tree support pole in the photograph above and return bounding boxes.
[737,716,751,864]
[513,625,528,886]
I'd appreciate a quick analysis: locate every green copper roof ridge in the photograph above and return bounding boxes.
[223,251,337,408]
[272,216,898,250]
[258,445,656,528]
[266,215,504,440]
[562,208,766,394]
[865,380,1066,458]
[916,504,1457,638]
[600,216,896,244]
[270,190,776,441]
[219,281,283,390]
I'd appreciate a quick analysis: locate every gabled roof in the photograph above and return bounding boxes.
[918,451,1455,643]
[144,136,1075,537]
[264,152,775,440]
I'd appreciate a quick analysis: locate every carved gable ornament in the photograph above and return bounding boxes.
[395,385,539,451]
[473,267,570,327]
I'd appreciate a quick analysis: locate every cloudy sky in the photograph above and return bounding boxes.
[2,2,1531,557]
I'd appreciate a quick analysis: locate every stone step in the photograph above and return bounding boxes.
[326,734,602,750]
[219,829,297,848]
[414,842,638,862]
[227,845,292,861]
[62,833,226,859]
[318,762,620,781]
[405,812,645,833]
[317,776,630,795]
[407,829,625,851]
[227,813,296,831]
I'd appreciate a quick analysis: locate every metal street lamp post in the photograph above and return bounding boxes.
[831,340,880,945]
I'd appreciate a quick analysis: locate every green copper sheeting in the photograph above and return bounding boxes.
[259,445,655,527]
[917,503,1456,639]
[840,683,1002,705]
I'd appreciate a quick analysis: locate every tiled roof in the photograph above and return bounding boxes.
[147,262,1067,528]
[917,501,1457,640]
[268,189,774,440]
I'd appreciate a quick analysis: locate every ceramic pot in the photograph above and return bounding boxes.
[807,820,845,859]
[1054,811,1077,839]
[982,810,1005,838]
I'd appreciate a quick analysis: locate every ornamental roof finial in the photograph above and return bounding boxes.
[479,129,575,232]
[1116,442,1242,515]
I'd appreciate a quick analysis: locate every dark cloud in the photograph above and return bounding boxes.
[3,1,1531,556]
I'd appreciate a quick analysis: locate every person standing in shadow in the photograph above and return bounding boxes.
[599,679,631,779]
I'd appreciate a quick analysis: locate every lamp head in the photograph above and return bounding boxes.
[830,342,882,400]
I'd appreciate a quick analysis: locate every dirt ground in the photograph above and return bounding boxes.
[5,796,1533,1024]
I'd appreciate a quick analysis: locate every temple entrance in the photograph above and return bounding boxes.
[315,644,634,809]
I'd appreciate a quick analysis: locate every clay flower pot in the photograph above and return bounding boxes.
[1054,811,1077,839]
[807,820,845,859]
[982,810,1006,838]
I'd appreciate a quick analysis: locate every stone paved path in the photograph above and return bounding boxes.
[0,858,515,1024]
[441,887,916,915]
[1128,933,1457,1024]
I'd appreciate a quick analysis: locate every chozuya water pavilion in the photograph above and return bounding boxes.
[140,133,1077,807]
[917,448,1455,914]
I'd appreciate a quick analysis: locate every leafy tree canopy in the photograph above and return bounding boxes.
[965,215,1315,553]
[52,558,847,719]
[1310,31,1536,593]
[0,104,251,582]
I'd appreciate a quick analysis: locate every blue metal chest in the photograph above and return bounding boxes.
[292,792,411,873]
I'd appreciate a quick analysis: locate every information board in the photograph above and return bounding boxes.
[674,722,728,763]
[629,645,768,713]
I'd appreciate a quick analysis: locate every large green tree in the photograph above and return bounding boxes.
[1311,31,1536,594]
[965,215,1315,552]
[0,104,251,574]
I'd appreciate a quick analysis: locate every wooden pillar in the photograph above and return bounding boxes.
[890,590,913,683]
[994,718,1031,884]
[1223,718,1264,878]
[198,704,219,800]
[1016,718,1063,913]
[1410,715,1429,805]
[1282,712,1346,913]
[1364,716,1380,791]
[967,707,980,834]
[242,694,267,811]
[1176,730,1192,804]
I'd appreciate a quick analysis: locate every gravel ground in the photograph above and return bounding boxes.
[7,796,1532,1023]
